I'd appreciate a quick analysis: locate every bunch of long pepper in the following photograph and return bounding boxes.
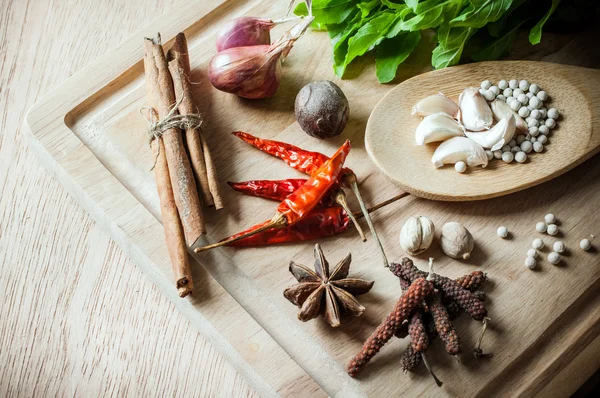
[232,131,390,266]
[194,140,351,252]
[347,258,491,380]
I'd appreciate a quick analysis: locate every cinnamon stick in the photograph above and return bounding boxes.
[167,33,224,209]
[143,35,206,243]
[152,138,194,297]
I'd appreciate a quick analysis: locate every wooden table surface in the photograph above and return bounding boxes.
[2,1,598,397]
[0,0,257,396]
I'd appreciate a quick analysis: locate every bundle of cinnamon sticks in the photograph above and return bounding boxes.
[143,32,223,298]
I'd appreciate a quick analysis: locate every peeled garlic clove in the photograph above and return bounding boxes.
[399,216,435,255]
[415,112,465,145]
[412,93,459,118]
[464,115,516,151]
[440,221,474,260]
[490,99,528,133]
[431,137,488,169]
[458,88,493,131]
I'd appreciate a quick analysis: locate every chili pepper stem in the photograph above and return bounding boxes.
[194,213,287,253]
[334,190,366,242]
[344,173,389,267]
[421,352,443,387]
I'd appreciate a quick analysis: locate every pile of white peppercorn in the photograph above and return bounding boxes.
[479,79,559,164]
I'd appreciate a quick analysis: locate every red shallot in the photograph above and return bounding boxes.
[208,3,314,99]
[216,17,274,52]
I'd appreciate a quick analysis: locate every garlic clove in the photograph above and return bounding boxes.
[458,88,493,131]
[431,137,488,169]
[415,112,465,145]
[440,221,474,260]
[464,115,516,151]
[490,99,528,133]
[412,93,459,118]
[399,216,435,255]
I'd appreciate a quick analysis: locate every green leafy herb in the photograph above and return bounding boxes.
[293,0,572,83]
[529,0,561,44]
[376,31,421,83]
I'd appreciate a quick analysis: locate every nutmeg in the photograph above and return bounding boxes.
[439,222,474,260]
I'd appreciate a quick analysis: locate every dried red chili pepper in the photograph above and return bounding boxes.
[227,179,340,207]
[194,141,351,252]
[226,207,350,246]
[233,131,389,266]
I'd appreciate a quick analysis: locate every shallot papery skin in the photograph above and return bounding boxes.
[216,17,274,52]
[208,45,282,99]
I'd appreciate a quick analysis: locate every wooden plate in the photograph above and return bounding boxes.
[365,61,600,201]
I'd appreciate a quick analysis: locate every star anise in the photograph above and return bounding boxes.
[283,244,374,327]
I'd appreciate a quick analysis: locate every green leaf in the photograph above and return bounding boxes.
[294,0,359,25]
[486,0,528,37]
[381,0,411,10]
[450,0,513,28]
[405,0,421,11]
[376,31,421,83]
[471,20,525,61]
[329,11,363,74]
[404,0,465,31]
[432,25,476,69]
[357,0,380,17]
[338,11,397,76]
[529,0,561,45]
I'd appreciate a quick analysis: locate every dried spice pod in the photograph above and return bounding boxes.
[455,271,487,292]
[346,278,434,377]
[408,309,429,352]
[390,258,488,321]
[284,244,373,327]
[428,290,460,356]
[400,344,422,373]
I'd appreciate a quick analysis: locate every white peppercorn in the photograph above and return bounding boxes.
[520,141,533,153]
[481,80,492,90]
[535,222,547,233]
[532,238,544,249]
[544,213,556,224]
[498,80,508,89]
[529,83,540,94]
[530,109,541,120]
[455,161,467,173]
[547,252,561,265]
[509,79,519,89]
[528,248,538,258]
[530,136,537,143]
[497,94,506,102]
[527,118,539,128]
[538,108,547,118]
[497,226,508,238]
[513,88,524,98]
[529,96,542,109]
[485,150,494,161]
[503,88,513,97]
[547,224,558,236]
[493,150,502,159]
[553,241,565,253]
[519,106,530,117]
[515,151,527,163]
[481,89,495,101]
[580,239,592,251]
[502,145,511,152]
[537,90,548,101]
[510,100,521,111]
[527,92,534,98]
[519,80,530,91]
[516,135,526,144]
[533,141,544,152]
[502,151,514,163]
[529,126,539,136]
[489,86,500,96]
[537,134,548,144]
[538,125,550,135]
[517,94,528,105]
[547,107,559,119]
[525,257,537,270]
[511,146,520,153]
[545,118,556,129]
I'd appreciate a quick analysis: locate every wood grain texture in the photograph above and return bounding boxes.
[366,62,600,201]
[0,0,257,397]
[25,0,600,394]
